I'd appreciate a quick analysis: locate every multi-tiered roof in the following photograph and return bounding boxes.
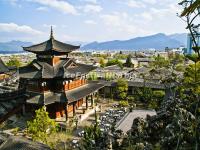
[19,28,104,106]
[20,28,95,79]
[23,27,80,55]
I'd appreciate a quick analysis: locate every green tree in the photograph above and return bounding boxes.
[106,58,123,68]
[116,78,128,100]
[124,54,133,67]
[88,72,98,81]
[179,0,200,57]
[81,110,104,150]
[151,55,170,69]
[27,106,58,144]
[99,57,105,68]
[6,56,21,67]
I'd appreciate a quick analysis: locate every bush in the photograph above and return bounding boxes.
[116,78,128,100]
[148,100,158,110]
[6,56,21,67]
[119,100,129,107]
[152,90,165,99]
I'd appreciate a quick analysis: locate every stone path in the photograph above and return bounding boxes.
[116,109,156,134]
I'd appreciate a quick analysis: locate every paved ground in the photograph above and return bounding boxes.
[73,98,117,137]
[116,109,156,134]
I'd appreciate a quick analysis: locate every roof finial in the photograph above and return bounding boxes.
[50,26,54,39]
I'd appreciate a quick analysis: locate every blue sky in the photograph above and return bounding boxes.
[0,0,187,43]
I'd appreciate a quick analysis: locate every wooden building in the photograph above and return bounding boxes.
[0,58,10,80]
[19,28,104,120]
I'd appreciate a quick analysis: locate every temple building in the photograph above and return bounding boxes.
[19,28,104,120]
[0,58,10,80]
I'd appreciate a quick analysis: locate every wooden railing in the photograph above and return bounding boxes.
[64,79,87,91]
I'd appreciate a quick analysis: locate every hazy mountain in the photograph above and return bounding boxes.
[81,33,186,51]
[0,40,32,54]
[0,33,187,53]
[168,33,187,46]
[66,41,88,46]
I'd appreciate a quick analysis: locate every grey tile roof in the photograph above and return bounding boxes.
[65,82,105,103]
[0,136,50,150]
[26,92,67,105]
[0,89,25,122]
[0,58,9,73]
[23,38,80,55]
[26,82,105,105]
[19,58,96,79]
[105,80,173,89]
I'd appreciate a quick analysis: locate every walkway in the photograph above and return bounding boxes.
[116,109,156,134]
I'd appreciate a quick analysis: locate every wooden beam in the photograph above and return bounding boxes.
[91,94,93,108]
[65,104,68,122]
[86,96,88,110]
[73,102,76,116]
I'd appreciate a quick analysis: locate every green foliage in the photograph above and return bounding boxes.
[179,0,200,56]
[127,96,135,104]
[12,127,19,135]
[180,0,200,16]
[124,54,133,68]
[106,58,123,68]
[116,78,128,100]
[148,90,165,110]
[88,72,98,81]
[119,100,129,107]
[6,56,21,67]
[81,111,103,150]
[104,72,114,81]
[99,57,105,68]
[92,54,108,59]
[170,54,185,65]
[135,87,153,103]
[27,106,58,144]
[114,53,128,59]
[184,62,200,85]
[175,64,185,72]
[151,55,170,69]
[152,90,165,99]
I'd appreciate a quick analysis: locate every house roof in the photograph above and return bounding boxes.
[0,58,9,74]
[22,28,80,55]
[19,58,96,79]
[65,82,104,103]
[0,136,50,150]
[26,92,67,105]
[105,80,174,89]
[26,82,105,105]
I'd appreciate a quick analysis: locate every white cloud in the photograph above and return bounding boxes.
[83,4,102,13]
[141,12,153,21]
[82,0,97,4]
[0,23,43,35]
[36,6,49,11]
[43,24,57,28]
[142,0,157,4]
[100,12,148,36]
[84,20,97,25]
[29,0,77,15]
[126,0,146,8]
[7,0,22,7]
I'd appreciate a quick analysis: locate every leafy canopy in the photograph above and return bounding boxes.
[6,56,21,67]
[116,78,128,99]
[27,106,58,144]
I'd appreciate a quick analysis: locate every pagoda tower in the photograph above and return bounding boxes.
[19,28,104,120]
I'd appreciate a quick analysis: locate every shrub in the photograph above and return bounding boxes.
[119,100,129,107]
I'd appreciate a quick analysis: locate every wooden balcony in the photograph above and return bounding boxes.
[64,79,87,91]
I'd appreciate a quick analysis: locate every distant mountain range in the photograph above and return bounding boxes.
[81,33,187,50]
[0,40,32,54]
[0,33,187,53]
